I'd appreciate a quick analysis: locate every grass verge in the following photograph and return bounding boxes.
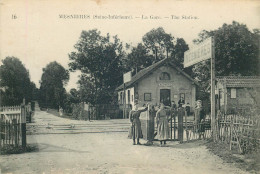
[205,140,260,173]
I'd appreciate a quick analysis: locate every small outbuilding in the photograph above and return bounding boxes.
[116,58,199,117]
[216,76,260,114]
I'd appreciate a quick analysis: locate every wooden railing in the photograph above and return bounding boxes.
[1,105,21,113]
[1,106,22,123]
[218,113,260,154]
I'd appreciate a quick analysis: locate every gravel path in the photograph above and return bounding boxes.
[0,110,249,174]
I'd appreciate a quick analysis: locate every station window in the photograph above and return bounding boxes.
[160,72,171,80]
[144,93,152,101]
[231,88,236,99]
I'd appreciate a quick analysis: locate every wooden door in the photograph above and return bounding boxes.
[160,89,171,106]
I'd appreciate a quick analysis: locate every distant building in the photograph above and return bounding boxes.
[116,58,199,115]
[216,76,260,114]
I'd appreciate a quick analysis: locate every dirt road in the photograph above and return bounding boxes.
[0,110,249,174]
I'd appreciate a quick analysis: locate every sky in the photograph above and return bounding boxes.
[0,0,259,91]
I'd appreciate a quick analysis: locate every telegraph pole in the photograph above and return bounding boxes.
[211,36,216,141]
[184,36,217,141]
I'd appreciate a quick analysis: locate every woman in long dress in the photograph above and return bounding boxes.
[128,104,148,145]
[156,103,170,146]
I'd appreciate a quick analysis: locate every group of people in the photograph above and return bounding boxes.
[128,98,206,146]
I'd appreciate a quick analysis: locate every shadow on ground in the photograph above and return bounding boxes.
[30,143,90,153]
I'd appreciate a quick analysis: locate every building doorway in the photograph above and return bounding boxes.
[160,89,171,106]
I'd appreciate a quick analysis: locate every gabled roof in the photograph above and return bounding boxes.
[116,58,199,91]
[216,76,260,88]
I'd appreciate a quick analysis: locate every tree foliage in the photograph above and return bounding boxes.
[69,29,124,105]
[124,27,189,75]
[192,21,259,95]
[62,88,81,114]
[142,27,174,61]
[39,61,69,109]
[170,38,189,68]
[124,43,154,75]
[0,57,35,105]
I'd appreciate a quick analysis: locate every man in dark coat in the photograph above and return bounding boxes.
[194,100,206,139]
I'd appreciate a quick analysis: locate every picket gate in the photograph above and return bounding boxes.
[0,105,28,148]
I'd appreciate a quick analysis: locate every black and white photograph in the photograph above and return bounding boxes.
[0,0,259,173]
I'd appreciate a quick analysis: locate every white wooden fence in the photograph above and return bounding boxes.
[0,105,29,148]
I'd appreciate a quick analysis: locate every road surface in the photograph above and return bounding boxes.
[0,109,248,174]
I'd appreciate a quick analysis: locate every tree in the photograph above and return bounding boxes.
[125,43,154,75]
[62,88,81,114]
[192,21,259,96]
[39,61,69,109]
[170,38,189,68]
[124,28,189,75]
[142,27,174,62]
[30,81,39,101]
[69,29,124,105]
[0,57,34,105]
[68,88,80,104]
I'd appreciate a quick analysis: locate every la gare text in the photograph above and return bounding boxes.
[58,14,199,20]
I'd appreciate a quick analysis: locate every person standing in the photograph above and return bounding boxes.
[156,103,170,146]
[185,102,191,116]
[178,97,185,108]
[59,106,63,116]
[128,103,148,145]
[171,101,177,115]
[194,100,206,139]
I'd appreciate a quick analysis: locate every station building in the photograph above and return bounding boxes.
[116,58,199,113]
[216,76,260,114]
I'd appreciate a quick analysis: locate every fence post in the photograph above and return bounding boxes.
[5,120,7,145]
[174,111,176,140]
[170,112,173,140]
[8,120,11,145]
[185,110,189,142]
[216,110,222,141]
[0,119,2,149]
[21,104,26,149]
[13,119,18,147]
[146,105,150,141]
[229,118,233,150]
[178,108,184,143]
[28,103,32,123]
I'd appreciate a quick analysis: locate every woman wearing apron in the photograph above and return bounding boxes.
[156,103,170,146]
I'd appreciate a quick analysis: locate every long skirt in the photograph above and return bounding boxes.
[194,119,205,133]
[157,119,169,141]
[128,119,143,139]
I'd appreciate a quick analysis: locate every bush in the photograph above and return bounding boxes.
[0,144,38,155]
[72,103,82,119]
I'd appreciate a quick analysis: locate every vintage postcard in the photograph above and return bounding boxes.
[0,0,259,173]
